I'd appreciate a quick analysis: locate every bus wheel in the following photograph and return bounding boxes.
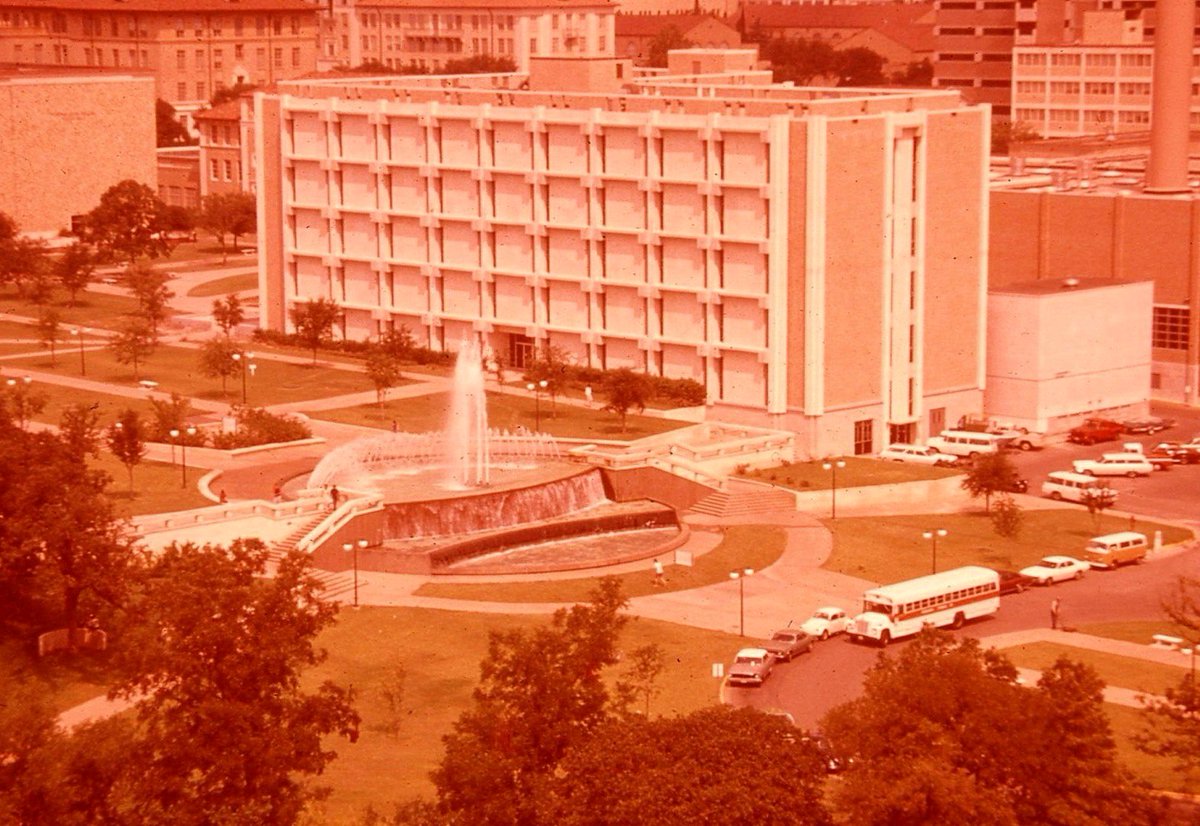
[879,631,890,647]
[951,612,965,630]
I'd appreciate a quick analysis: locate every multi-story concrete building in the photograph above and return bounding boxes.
[1010,10,1200,138]
[318,0,616,73]
[0,65,156,234]
[254,58,989,458]
[615,13,742,64]
[195,98,255,198]
[0,0,319,123]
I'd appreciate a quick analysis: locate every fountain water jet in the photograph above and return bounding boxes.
[445,339,489,487]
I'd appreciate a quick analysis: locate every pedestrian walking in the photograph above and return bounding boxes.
[584,385,593,406]
[1050,597,1061,630]
[330,485,341,511]
[653,558,666,587]
[218,489,228,504]
[272,484,283,503]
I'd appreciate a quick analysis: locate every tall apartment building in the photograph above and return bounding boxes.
[254,61,989,458]
[0,0,319,121]
[318,0,616,73]
[195,98,255,198]
[1011,10,1200,137]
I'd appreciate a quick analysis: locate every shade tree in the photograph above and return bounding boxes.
[290,298,342,364]
[82,180,171,263]
[106,408,147,491]
[55,242,96,305]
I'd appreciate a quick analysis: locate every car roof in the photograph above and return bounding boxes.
[814,606,843,614]
[1039,555,1079,563]
[1098,452,1149,460]
[736,647,769,658]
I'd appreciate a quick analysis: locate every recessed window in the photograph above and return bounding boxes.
[1152,305,1190,350]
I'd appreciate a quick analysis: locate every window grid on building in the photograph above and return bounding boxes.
[1152,305,1190,351]
[854,420,874,456]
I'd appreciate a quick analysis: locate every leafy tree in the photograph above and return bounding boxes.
[617,643,665,718]
[991,493,1023,539]
[0,228,50,299]
[834,47,886,86]
[156,98,195,147]
[376,657,408,738]
[602,368,651,433]
[524,344,572,416]
[123,260,175,335]
[961,451,1021,512]
[0,376,47,429]
[37,307,62,365]
[431,578,630,824]
[822,630,1162,826]
[366,350,404,409]
[108,320,156,380]
[542,707,832,826]
[212,293,245,338]
[1081,486,1118,531]
[55,242,95,305]
[59,402,103,461]
[197,192,257,262]
[161,204,195,235]
[210,82,257,107]
[290,298,342,365]
[1137,575,1200,773]
[892,58,933,86]
[757,36,838,86]
[112,540,360,823]
[148,392,197,442]
[81,179,171,264]
[646,26,693,67]
[209,407,311,449]
[442,55,517,74]
[106,409,146,492]
[992,120,1041,155]
[199,337,241,397]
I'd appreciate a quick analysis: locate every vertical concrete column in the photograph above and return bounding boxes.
[1145,0,1195,193]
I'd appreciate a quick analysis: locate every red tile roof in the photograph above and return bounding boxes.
[745,2,934,54]
[615,13,717,37]
[0,0,314,12]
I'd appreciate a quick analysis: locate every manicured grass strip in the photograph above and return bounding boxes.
[314,389,689,440]
[0,286,144,331]
[185,273,257,297]
[94,453,214,517]
[8,380,159,429]
[1079,620,1200,648]
[306,606,743,818]
[10,344,374,406]
[822,511,1192,583]
[741,455,960,491]
[1107,703,1200,795]
[414,524,786,603]
[1003,640,1188,696]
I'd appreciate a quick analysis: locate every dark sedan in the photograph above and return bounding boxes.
[760,629,814,663]
[994,569,1035,595]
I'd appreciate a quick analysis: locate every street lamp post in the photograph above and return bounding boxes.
[5,376,33,429]
[923,528,948,574]
[171,425,198,488]
[728,567,754,637]
[525,379,548,430]
[343,539,366,608]
[71,328,86,376]
[232,351,256,406]
[822,459,846,520]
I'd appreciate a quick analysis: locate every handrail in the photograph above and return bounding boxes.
[132,497,327,535]
[296,494,385,552]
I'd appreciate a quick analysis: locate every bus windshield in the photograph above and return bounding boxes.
[863,599,892,616]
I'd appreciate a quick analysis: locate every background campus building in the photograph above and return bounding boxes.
[254,59,989,458]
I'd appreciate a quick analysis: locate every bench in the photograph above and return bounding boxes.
[1151,634,1184,650]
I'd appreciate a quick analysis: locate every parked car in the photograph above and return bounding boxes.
[760,629,814,662]
[727,648,775,687]
[1072,452,1154,477]
[1068,418,1124,446]
[1001,476,1030,494]
[1121,415,1175,435]
[1019,555,1091,585]
[1143,446,1181,471]
[800,607,851,641]
[993,428,1045,451]
[1153,442,1200,464]
[993,569,1035,595]
[879,443,958,466]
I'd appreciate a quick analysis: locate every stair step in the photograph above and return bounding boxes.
[686,485,795,518]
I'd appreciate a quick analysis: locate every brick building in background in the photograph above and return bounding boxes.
[253,55,989,458]
[0,64,155,234]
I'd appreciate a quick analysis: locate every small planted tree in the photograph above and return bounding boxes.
[961,451,1020,513]
[603,369,652,434]
[211,293,245,338]
[199,337,241,397]
[109,320,156,380]
[991,493,1024,539]
[106,409,146,491]
[1081,487,1118,532]
[37,308,62,365]
[618,643,666,718]
[197,192,257,262]
[59,403,103,461]
[123,260,174,336]
[366,350,404,410]
[55,242,95,305]
[289,297,341,365]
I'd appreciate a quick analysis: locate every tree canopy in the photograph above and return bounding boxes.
[602,368,651,433]
[289,298,342,364]
[961,451,1022,512]
[1138,575,1200,773]
[821,630,1163,826]
[156,98,196,147]
[81,180,172,263]
[197,192,257,262]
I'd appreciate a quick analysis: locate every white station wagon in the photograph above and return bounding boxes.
[1072,452,1154,478]
[879,443,958,467]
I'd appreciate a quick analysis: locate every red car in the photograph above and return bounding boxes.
[1068,418,1124,446]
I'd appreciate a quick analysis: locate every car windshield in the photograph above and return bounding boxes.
[735,655,762,665]
[771,632,795,642]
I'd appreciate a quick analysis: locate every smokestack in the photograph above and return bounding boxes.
[1145,0,1196,193]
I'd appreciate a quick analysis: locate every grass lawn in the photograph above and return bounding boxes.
[314,389,689,440]
[1002,640,1188,696]
[0,286,144,331]
[0,635,122,716]
[414,524,785,602]
[11,344,374,407]
[11,379,161,429]
[740,456,960,490]
[185,273,258,297]
[306,605,743,822]
[1079,620,1200,648]
[95,453,214,517]
[1107,703,1200,795]
[822,511,1193,583]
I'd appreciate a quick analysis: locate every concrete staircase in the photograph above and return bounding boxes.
[685,480,797,518]
[266,514,363,601]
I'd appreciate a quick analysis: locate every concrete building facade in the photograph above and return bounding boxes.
[254,67,989,458]
[0,65,156,234]
[195,98,255,198]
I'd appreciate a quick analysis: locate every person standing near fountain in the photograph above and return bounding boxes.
[329,485,341,511]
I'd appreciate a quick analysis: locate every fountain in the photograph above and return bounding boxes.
[302,339,685,575]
